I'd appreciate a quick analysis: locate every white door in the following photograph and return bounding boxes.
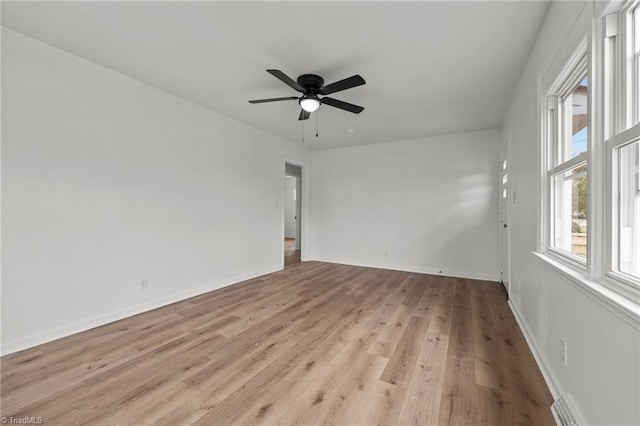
[499,141,510,295]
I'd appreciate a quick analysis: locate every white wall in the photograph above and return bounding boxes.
[502,2,640,425]
[284,176,296,238]
[311,129,501,281]
[1,29,311,354]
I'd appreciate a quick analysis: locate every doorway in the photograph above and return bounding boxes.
[284,163,302,267]
[499,139,511,296]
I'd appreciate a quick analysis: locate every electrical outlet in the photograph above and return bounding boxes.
[560,339,567,365]
[139,277,149,291]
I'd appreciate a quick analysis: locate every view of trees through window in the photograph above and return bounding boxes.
[570,77,588,256]
[571,165,587,256]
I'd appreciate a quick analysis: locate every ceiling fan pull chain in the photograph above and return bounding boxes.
[316,110,319,138]
[301,120,305,143]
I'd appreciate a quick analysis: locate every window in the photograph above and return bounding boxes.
[545,50,589,262]
[538,0,640,324]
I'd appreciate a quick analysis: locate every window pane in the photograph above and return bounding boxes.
[552,164,587,257]
[617,140,640,279]
[562,77,588,161]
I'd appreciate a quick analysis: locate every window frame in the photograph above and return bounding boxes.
[602,0,640,300]
[542,41,590,268]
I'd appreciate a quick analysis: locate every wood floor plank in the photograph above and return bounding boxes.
[366,303,413,358]
[379,315,430,385]
[437,356,478,425]
[401,274,430,309]
[398,331,449,425]
[0,262,554,425]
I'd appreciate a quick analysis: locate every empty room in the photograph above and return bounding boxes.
[1,1,639,425]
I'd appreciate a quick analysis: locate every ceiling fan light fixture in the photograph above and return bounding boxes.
[300,96,321,112]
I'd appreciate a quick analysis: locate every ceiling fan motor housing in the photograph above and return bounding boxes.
[297,74,324,93]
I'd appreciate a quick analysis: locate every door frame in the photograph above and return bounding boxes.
[499,138,511,295]
[283,159,310,268]
[283,175,299,244]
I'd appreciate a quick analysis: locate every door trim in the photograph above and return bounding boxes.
[499,138,511,295]
[283,159,310,268]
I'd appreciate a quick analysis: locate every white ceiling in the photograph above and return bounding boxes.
[2,1,549,150]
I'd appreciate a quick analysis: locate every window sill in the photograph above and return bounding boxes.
[533,251,640,330]
[545,247,587,270]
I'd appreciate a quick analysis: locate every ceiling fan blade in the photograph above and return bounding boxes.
[249,96,298,104]
[319,75,366,95]
[267,69,305,93]
[298,109,311,121]
[320,97,364,114]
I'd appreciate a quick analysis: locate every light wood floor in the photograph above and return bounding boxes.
[284,238,300,267]
[1,262,554,425]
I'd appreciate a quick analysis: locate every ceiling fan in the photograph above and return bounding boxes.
[249,69,366,120]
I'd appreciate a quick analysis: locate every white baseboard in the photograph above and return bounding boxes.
[1,265,281,356]
[508,300,562,398]
[508,300,586,426]
[311,256,499,282]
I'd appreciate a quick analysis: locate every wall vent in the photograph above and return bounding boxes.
[551,396,578,426]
